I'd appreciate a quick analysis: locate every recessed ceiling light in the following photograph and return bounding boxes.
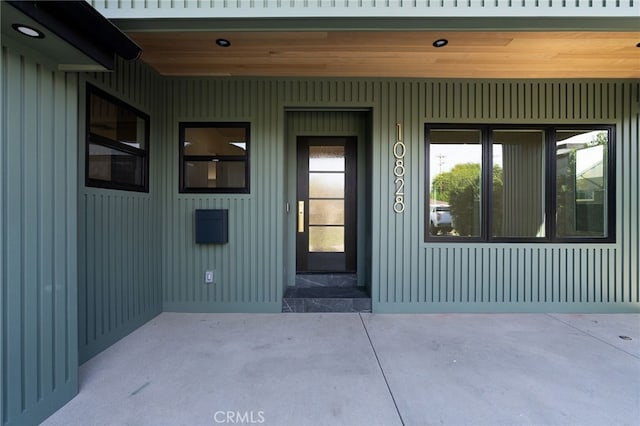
[636,42,640,48]
[433,39,448,48]
[12,24,44,39]
[216,39,231,48]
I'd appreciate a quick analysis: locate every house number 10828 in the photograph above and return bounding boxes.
[393,123,406,213]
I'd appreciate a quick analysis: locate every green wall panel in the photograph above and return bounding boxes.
[1,44,78,426]
[77,59,163,363]
[157,77,638,313]
[160,79,284,311]
[376,80,639,311]
[620,83,640,306]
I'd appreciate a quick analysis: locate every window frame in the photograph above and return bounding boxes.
[178,122,251,194]
[425,123,616,243]
[85,84,150,192]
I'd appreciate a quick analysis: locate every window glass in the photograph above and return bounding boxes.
[428,129,482,237]
[86,85,149,192]
[556,130,609,238]
[88,143,144,186]
[492,130,545,237]
[180,123,250,193]
[184,160,246,189]
[425,125,613,243]
[89,94,146,149]
[184,127,247,156]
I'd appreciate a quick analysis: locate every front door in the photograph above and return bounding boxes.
[296,136,357,272]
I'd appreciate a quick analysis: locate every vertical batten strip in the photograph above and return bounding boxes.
[624,81,636,303]
[410,81,421,303]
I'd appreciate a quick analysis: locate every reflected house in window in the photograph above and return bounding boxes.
[556,131,608,236]
[493,130,545,238]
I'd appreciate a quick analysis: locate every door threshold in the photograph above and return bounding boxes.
[295,273,357,288]
[282,286,371,313]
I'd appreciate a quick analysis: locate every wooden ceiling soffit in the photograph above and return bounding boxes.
[128,31,640,79]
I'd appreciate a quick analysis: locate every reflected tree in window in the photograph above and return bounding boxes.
[432,163,480,236]
[431,163,503,236]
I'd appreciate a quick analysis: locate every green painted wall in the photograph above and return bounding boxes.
[1,47,637,426]
[374,81,639,313]
[77,60,163,363]
[1,43,79,426]
[156,78,639,313]
[160,79,283,312]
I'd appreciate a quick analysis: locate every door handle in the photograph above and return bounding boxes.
[297,201,305,233]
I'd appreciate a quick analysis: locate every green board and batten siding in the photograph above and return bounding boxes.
[158,78,639,313]
[2,49,638,425]
[160,79,283,312]
[378,81,640,312]
[78,59,164,363]
[1,44,79,425]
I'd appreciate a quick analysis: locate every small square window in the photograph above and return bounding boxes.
[179,123,250,193]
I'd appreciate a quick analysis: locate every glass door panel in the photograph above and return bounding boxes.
[309,173,344,198]
[297,137,356,272]
[309,146,345,171]
[309,227,345,252]
[308,146,345,253]
[308,200,345,225]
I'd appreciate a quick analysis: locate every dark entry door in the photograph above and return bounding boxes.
[296,136,357,272]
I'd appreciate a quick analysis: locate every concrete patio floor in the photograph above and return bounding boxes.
[43,313,640,426]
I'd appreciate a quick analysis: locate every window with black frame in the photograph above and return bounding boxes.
[425,125,615,243]
[179,123,250,193]
[86,85,149,192]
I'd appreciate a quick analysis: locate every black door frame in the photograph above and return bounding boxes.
[296,136,357,273]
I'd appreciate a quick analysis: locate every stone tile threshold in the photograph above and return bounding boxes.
[294,273,358,288]
[282,286,371,313]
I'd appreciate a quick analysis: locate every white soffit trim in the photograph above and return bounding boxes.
[89,0,640,20]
